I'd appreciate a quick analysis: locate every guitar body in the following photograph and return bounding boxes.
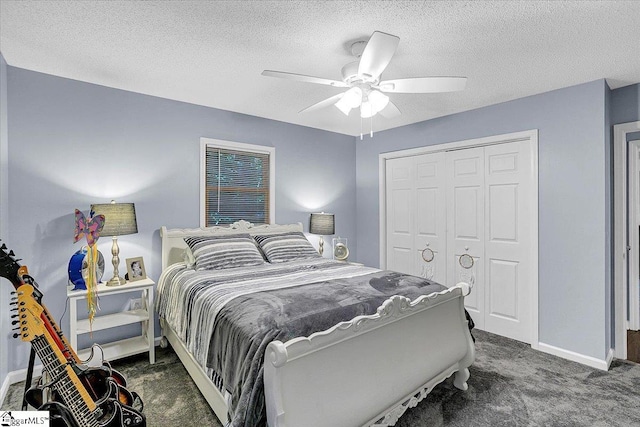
[26,375,146,427]
[79,364,142,409]
[40,399,146,427]
[90,380,145,427]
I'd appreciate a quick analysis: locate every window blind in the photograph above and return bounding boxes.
[205,146,271,226]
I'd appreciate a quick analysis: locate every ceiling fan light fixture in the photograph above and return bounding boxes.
[369,90,389,112]
[344,87,363,108]
[360,100,375,118]
[335,87,363,115]
[335,97,352,115]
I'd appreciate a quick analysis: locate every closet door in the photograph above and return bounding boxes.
[386,156,415,275]
[483,141,532,342]
[385,139,535,343]
[446,147,486,330]
[414,152,447,283]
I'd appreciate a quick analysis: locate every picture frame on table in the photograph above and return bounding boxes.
[126,256,146,282]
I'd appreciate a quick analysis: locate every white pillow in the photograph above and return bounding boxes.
[182,247,196,268]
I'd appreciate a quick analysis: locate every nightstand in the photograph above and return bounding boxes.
[68,278,155,364]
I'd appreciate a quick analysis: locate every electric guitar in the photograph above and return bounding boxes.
[1,245,145,426]
[17,266,139,410]
[15,284,145,427]
[0,245,139,406]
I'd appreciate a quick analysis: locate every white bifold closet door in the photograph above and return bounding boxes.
[446,147,486,329]
[385,152,447,284]
[385,155,416,276]
[386,140,532,343]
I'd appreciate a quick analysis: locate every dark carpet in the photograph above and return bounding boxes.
[3,330,640,426]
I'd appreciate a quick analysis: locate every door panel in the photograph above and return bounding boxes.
[447,147,485,329]
[386,157,414,275]
[414,152,446,283]
[484,141,531,342]
[392,189,412,233]
[416,188,438,236]
[454,187,481,240]
[391,247,413,275]
[488,258,519,319]
[489,184,518,242]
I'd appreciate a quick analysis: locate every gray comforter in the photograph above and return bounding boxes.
[156,259,451,427]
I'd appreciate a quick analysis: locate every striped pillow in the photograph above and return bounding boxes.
[254,232,321,263]
[184,234,265,270]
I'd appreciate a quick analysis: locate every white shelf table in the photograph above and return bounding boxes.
[67,277,155,364]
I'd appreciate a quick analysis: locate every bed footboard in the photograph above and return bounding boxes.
[263,284,475,427]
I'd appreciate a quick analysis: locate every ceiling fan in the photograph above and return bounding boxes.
[262,31,467,128]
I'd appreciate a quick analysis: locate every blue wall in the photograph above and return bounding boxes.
[0,53,9,392]
[356,80,610,361]
[3,66,356,372]
[611,83,640,126]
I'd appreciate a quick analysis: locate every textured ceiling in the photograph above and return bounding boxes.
[1,1,639,136]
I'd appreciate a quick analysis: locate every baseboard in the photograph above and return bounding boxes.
[0,364,44,407]
[605,348,615,369]
[538,342,610,371]
[1,374,11,408]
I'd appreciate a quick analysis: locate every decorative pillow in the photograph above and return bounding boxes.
[184,234,265,270]
[254,232,321,263]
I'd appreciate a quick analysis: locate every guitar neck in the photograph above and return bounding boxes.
[30,323,99,427]
[40,302,81,363]
[16,265,81,363]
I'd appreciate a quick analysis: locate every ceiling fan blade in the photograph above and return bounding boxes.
[378,100,401,119]
[378,76,467,93]
[262,70,348,88]
[299,93,345,114]
[358,31,400,79]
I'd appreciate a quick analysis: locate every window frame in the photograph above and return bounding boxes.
[200,137,275,227]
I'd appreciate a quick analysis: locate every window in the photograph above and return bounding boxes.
[200,138,275,227]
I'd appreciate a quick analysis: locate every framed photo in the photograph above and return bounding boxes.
[126,257,146,282]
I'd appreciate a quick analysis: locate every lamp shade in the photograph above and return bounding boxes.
[91,201,138,236]
[309,213,335,235]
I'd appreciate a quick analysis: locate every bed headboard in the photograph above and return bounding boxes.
[160,220,304,269]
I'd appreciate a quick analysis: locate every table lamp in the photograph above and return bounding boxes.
[309,212,335,256]
[91,200,138,286]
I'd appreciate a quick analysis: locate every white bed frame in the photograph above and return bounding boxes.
[159,221,475,427]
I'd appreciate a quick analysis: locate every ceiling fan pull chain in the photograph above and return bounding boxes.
[360,114,364,140]
[370,115,373,138]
